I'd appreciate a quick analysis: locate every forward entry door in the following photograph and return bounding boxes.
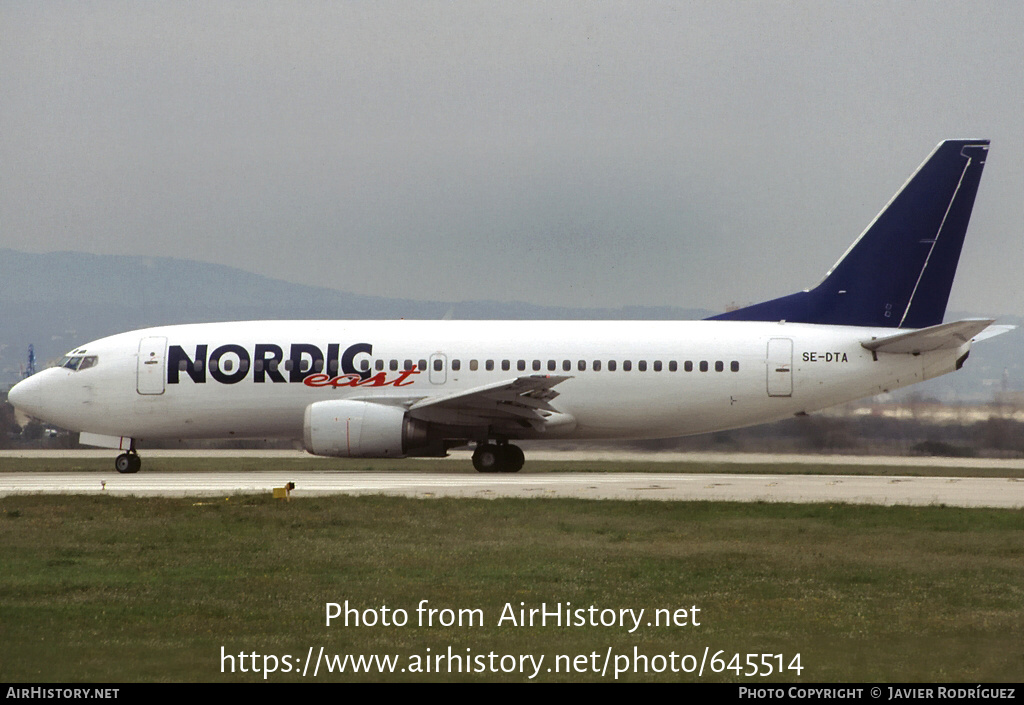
[137,336,167,395]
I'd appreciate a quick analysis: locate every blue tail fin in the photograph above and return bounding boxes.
[709,139,989,328]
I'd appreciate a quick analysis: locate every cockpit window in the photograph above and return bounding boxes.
[58,356,98,371]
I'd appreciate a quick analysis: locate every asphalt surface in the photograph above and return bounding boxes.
[5,448,1024,469]
[1,464,1022,508]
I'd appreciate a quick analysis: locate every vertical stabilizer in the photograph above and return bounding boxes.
[710,139,989,328]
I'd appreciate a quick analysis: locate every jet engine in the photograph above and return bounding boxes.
[303,400,430,457]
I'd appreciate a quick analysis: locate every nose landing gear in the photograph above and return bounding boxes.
[472,442,525,473]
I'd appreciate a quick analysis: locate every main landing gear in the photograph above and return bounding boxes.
[114,444,142,474]
[472,442,525,473]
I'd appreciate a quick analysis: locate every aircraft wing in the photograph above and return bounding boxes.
[861,319,996,354]
[405,375,574,431]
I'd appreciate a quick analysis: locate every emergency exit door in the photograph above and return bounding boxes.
[428,353,447,384]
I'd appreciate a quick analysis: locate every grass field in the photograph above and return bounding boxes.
[2,491,1022,682]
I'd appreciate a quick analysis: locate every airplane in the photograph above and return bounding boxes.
[7,139,1008,474]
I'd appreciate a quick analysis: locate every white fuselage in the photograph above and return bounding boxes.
[10,319,964,445]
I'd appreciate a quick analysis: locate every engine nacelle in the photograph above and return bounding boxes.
[303,400,429,458]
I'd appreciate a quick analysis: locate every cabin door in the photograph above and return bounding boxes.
[137,336,168,395]
[766,338,793,397]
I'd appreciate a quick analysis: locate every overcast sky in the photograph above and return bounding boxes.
[2,1,1022,316]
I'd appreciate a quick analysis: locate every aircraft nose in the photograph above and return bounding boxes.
[8,373,45,417]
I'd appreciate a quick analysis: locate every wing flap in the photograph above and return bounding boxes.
[407,375,573,430]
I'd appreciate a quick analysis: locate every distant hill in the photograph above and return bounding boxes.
[0,249,711,387]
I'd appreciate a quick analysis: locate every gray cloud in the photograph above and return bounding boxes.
[2,1,1022,315]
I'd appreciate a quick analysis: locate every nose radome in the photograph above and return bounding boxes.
[7,373,44,417]
[8,377,26,408]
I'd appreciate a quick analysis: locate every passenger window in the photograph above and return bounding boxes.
[578,360,586,371]
[715,361,724,372]
[470,360,479,371]
[654,360,662,372]
[418,359,427,372]
[731,361,740,372]
[684,361,693,372]
[593,360,602,371]
[533,360,541,371]
[404,359,413,371]
[390,359,399,371]
[361,360,370,372]
[433,359,443,372]
[700,361,709,372]
[669,361,677,372]
[268,360,277,372]
[178,360,188,372]
[518,360,526,371]
[486,360,494,371]
[623,360,632,371]
[329,359,339,373]
[376,359,385,371]
[502,360,510,371]
[452,359,461,371]
[608,360,617,371]
[547,360,556,371]
[638,360,647,372]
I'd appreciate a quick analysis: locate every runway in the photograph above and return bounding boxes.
[6,447,1024,469]
[2,470,1022,508]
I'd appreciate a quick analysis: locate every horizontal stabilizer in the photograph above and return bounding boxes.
[861,319,994,354]
[971,324,1015,343]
